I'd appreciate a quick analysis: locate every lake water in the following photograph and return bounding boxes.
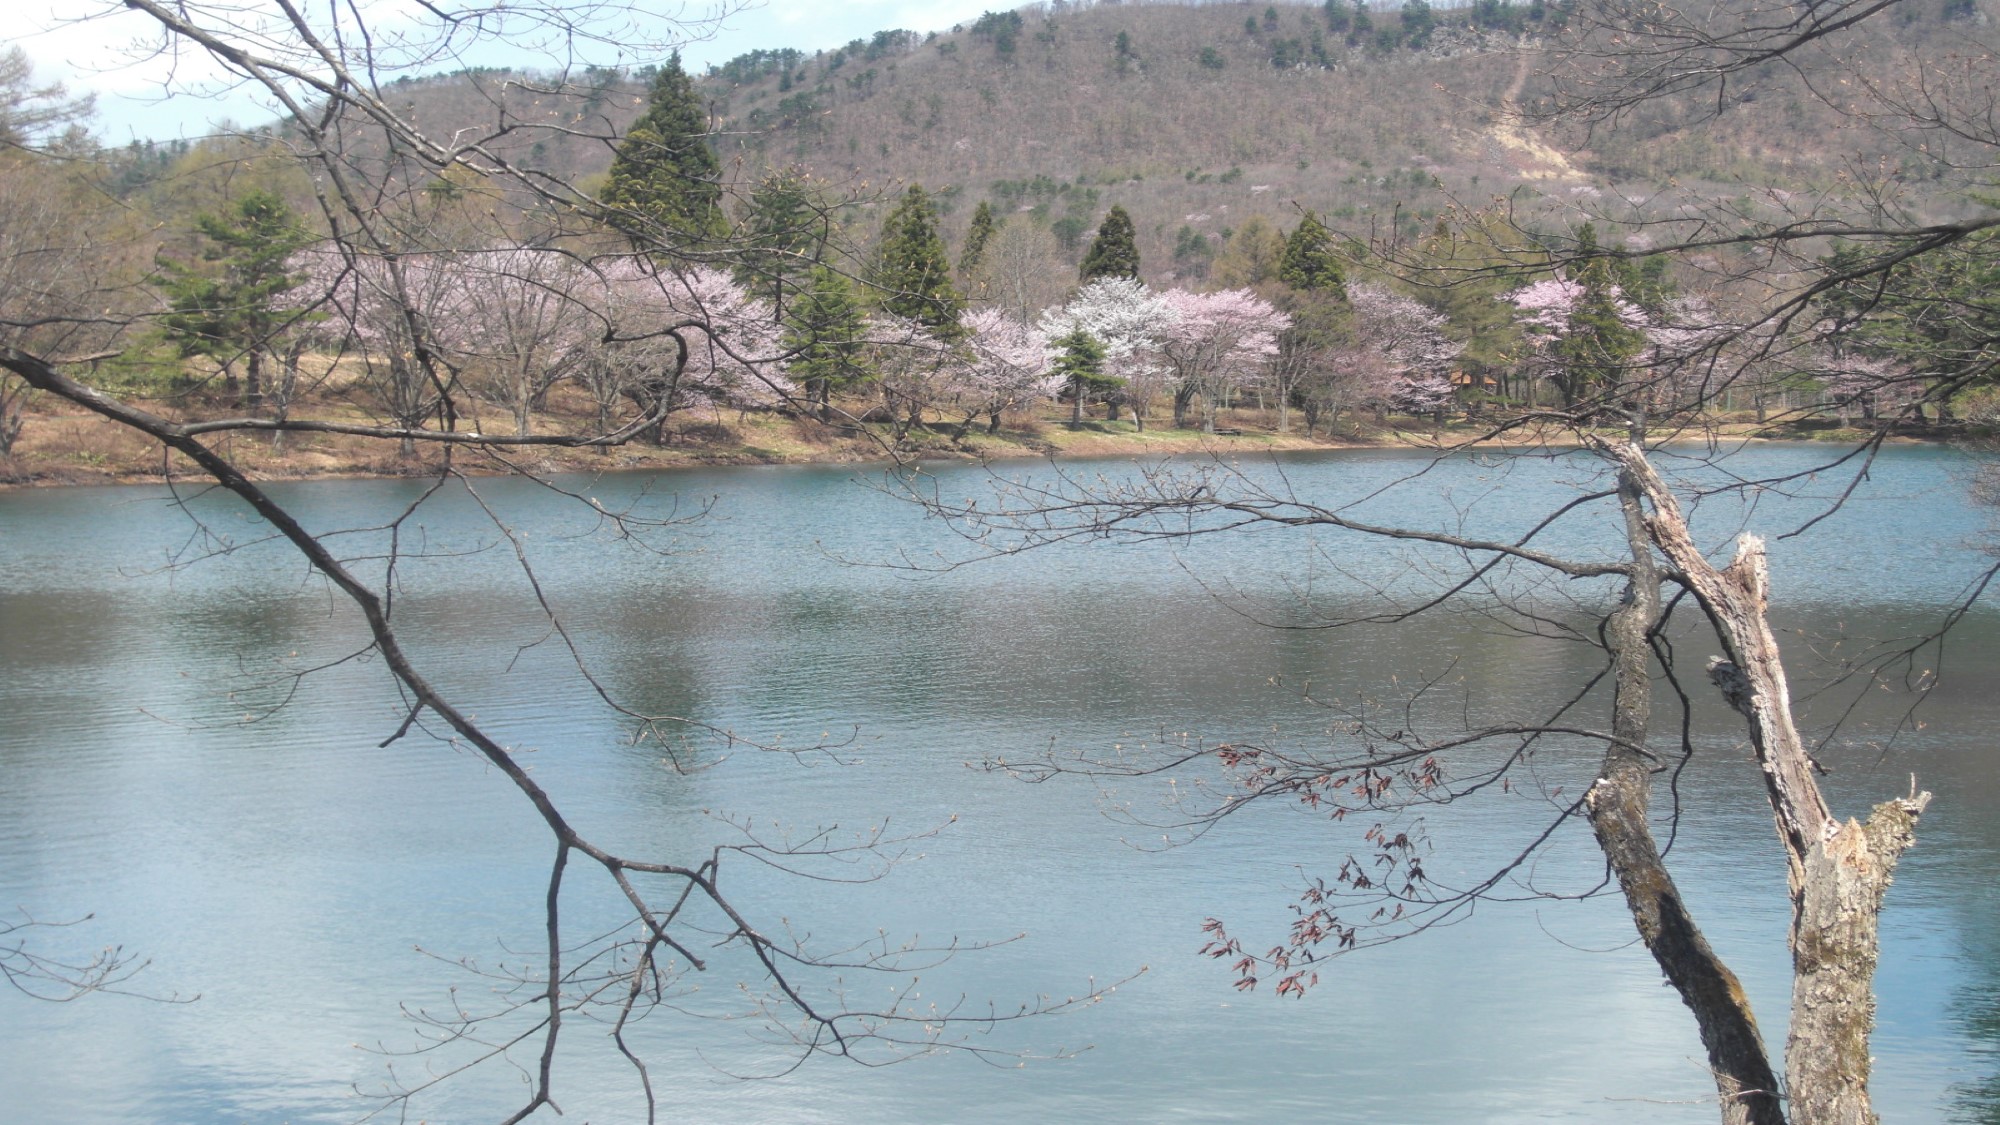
[2,443,1997,1123]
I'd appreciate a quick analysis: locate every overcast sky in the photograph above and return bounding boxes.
[20,0,1011,144]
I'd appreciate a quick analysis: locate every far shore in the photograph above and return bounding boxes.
[0,397,1916,492]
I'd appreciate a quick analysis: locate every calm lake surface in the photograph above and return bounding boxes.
[3,443,1998,1123]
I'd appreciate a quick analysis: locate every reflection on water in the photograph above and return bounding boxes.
[1,445,1997,1122]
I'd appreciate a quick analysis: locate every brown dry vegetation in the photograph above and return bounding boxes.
[3,367,1845,491]
[350,0,1978,274]
[0,357,1554,488]
[0,397,1333,490]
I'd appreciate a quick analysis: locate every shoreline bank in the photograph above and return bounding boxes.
[0,403,1900,491]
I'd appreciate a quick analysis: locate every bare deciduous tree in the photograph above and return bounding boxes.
[975,218,1068,326]
[0,122,135,457]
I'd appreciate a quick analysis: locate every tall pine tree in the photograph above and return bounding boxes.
[159,189,312,408]
[732,168,829,314]
[1078,204,1140,283]
[1279,210,1347,294]
[959,200,998,280]
[783,265,871,422]
[602,56,727,245]
[868,185,964,337]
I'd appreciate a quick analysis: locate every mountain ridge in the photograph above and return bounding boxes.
[328,0,1981,278]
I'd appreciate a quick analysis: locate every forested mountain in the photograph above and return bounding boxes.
[339,0,1983,279]
[12,0,1973,474]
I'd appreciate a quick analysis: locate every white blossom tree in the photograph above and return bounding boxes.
[1038,277,1180,428]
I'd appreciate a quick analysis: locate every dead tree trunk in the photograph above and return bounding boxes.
[1588,463,1785,1125]
[1602,438,1931,1125]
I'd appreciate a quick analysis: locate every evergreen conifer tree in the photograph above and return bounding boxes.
[159,188,311,408]
[1051,328,1118,425]
[1412,213,1531,397]
[868,185,964,337]
[602,56,727,244]
[1349,0,1375,44]
[783,265,871,421]
[1078,204,1140,283]
[1612,254,1673,318]
[1554,225,1646,408]
[733,168,828,313]
[1114,30,1139,70]
[1279,210,1347,294]
[1401,0,1437,47]
[959,201,998,280]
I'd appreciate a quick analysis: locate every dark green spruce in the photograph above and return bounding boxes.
[868,184,965,337]
[783,265,871,421]
[1279,210,1347,294]
[602,55,728,245]
[1079,204,1140,282]
[733,168,830,313]
[158,188,311,408]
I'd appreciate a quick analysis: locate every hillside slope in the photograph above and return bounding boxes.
[364,0,1982,277]
[711,4,1545,272]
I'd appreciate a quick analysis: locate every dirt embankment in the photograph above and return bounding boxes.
[0,397,1406,490]
[0,389,1868,492]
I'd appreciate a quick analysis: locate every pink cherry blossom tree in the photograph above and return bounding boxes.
[649,266,791,412]
[1503,275,1650,408]
[291,246,468,457]
[1159,287,1289,433]
[864,314,959,448]
[1296,342,1403,435]
[950,307,1057,436]
[300,248,794,449]
[1817,351,1922,426]
[1637,294,1748,417]
[1346,284,1463,425]
[1504,277,1592,337]
[572,259,790,443]
[575,256,685,444]
[450,248,596,438]
[1391,368,1458,422]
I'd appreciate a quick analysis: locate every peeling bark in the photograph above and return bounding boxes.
[1587,466,1784,1125]
[1785,795,1929,1125]
[1600,438,1931,1125]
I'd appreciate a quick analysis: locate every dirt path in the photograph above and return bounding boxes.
[1488,43,1584,182]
